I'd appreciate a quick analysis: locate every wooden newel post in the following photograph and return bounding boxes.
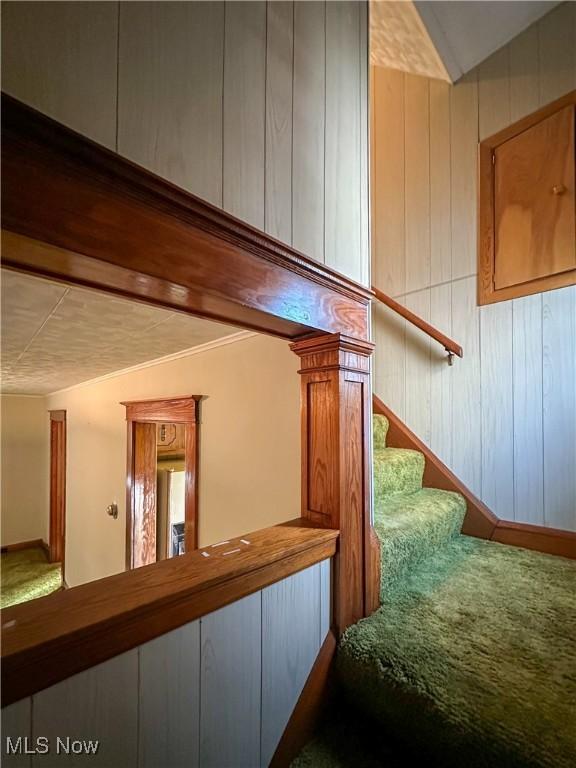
[290,333,375,633]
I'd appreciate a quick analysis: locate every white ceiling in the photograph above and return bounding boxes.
[371,1,561,82]
[0,270,239,395]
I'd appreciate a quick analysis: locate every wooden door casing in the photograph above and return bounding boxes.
[48,410,66,569]
[124,396,202,568]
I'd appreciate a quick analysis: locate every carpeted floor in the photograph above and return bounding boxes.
[1,546,62,608]
[292,413,576,768]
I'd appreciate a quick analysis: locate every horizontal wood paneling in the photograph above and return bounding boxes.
[372,4,576,531]
[1,1,369,285]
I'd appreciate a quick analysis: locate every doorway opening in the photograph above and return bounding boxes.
[123,396,201,569]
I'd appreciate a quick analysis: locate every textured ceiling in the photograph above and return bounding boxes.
[370,0,450,81]
[371,1,559,83]
[0,270,238,395]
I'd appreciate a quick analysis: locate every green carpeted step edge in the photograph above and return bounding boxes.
[373,413,389,451]
[376,488,466,599]
[374,447,425,500]
[337,535,576,768]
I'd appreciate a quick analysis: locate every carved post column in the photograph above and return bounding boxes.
[290,333,375,632]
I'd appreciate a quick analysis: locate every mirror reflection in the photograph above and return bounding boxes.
[1,269,300,610]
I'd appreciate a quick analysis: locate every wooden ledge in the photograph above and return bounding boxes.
[1,522,338,707]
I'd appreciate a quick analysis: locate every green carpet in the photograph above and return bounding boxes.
[1,546,62,608]
[292,413,576,768]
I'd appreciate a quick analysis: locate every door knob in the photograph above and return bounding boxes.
[552,184,566,195]
[106,503,118,519]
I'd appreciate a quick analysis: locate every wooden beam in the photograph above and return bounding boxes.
[1,93,371,341]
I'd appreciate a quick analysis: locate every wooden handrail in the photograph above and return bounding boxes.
[0,521,338,706]
[372,285,463,362]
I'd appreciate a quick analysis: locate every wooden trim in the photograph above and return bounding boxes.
[269,630,337,768]
[478,90,576,306]
[372,285,463,359]
[0,539,45,554]
[48,410,66,569]
[1,93,370,341]
[373,395,497,539]
[124,396,202,565]
[374,394,576,557]
[491,521,576,560]
[1,523,338,707]
[291,334,374,631]
[121,395,202,423]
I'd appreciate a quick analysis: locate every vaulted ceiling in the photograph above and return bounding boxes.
[371,1,561,82]
[1,270,238,395]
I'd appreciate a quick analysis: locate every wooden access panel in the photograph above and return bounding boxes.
[494,105,575,289]
[479,90,576,305]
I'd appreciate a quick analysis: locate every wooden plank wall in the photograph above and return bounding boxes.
[372,2,576,531]
[1,560,331,768]
[1,0,369,286]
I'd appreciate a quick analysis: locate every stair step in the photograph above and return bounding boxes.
[337,536,576,768]
[375,488,465,598]
[372,413,389,450]
[374,447,424,499]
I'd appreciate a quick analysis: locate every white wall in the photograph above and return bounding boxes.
[372,2,576,531]
[0,396,49,547]
[1,0,369,286]
[46,334,300,588]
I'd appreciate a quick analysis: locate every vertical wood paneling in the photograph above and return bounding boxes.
[404,76,430,293]
[223,1,266,228]
[261,564,321,767]
[265,1,294,243]
[200,592,262,768]
[538,1,576,104]
[359,0,370,287]
[32,651,138,768]
[543,286,576,531]
[478,47,511,140]
[292,0,325,263]
[372,301,406,420]
[450,71,478,280]
[480,302,514,518]
[451,277,481,496]
[139,621,200,768]
[372,67,405,296]
[325,1,362,282]
[2,698,32,768]
[1,1,118,148]
[404,290,431,444]
[372,11,575,530]
[118,2,224,206]
[509,25,540,120]
[430,283,453,465]
[320,557,331,642]
[513,294,544,524]
[429,80,452,286]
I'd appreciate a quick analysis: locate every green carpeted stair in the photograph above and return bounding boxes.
[293,413,576,768]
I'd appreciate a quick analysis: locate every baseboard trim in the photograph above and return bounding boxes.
[492,521,576,560]
[1,538,46,554]
[270,629,337,768]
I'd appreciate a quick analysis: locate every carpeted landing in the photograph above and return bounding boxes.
[292,414,576,768]
[1,546,62,608]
